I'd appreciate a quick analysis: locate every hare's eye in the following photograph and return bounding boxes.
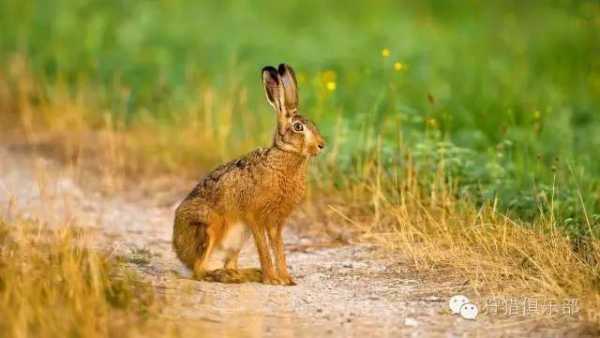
[293,122,304,132]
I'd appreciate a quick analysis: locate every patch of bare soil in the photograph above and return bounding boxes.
[0,146,588,337]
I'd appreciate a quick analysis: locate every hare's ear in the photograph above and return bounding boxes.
[262,66,282,112]
[278,64,298,116]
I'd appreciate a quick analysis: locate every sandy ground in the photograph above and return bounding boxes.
[0,146,588,338]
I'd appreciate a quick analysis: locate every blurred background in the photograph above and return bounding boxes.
[1,0,599,236]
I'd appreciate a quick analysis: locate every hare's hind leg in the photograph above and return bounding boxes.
[192,218,230,279]
[202,268,262,283]
[192,233,217,279]
[208,252,261,283]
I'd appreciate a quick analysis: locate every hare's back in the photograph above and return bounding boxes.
[183,148,270,202]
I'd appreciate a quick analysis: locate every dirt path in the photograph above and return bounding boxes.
[0,147,585,337]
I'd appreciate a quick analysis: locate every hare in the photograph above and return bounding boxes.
[173,64,325,285]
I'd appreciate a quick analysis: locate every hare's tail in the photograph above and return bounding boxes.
[195,268,263,283]
[172,212,207,269]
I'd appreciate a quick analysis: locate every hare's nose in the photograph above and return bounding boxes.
[318,143,325,149]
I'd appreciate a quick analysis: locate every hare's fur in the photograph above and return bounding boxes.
[173,64,325,285]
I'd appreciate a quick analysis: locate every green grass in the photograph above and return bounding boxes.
[1,0,599,236]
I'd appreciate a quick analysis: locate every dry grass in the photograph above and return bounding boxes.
[0,217,186,338]
[0,55,263,186]
[321,155,600,323]
[2,56,600,329]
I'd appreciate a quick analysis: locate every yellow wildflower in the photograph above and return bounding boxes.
[381,48,390,57]
[326,81,336,91]
[394,62,407,71]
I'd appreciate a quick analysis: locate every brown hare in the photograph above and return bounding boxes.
[173,64,325,285]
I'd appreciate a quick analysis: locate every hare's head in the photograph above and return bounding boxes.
[262,64,325,157]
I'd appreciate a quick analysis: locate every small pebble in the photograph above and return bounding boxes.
[404,317,419,327]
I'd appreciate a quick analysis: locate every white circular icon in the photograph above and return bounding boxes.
[459,303,479,320]
[449,295,469,314]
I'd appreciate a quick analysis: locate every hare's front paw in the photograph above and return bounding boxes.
[261,273,286,285]
[279,273,296,286]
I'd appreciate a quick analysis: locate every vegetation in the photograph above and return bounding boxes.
[2,0,599,233]
[0,218,182,338]
[1,0,599,327]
